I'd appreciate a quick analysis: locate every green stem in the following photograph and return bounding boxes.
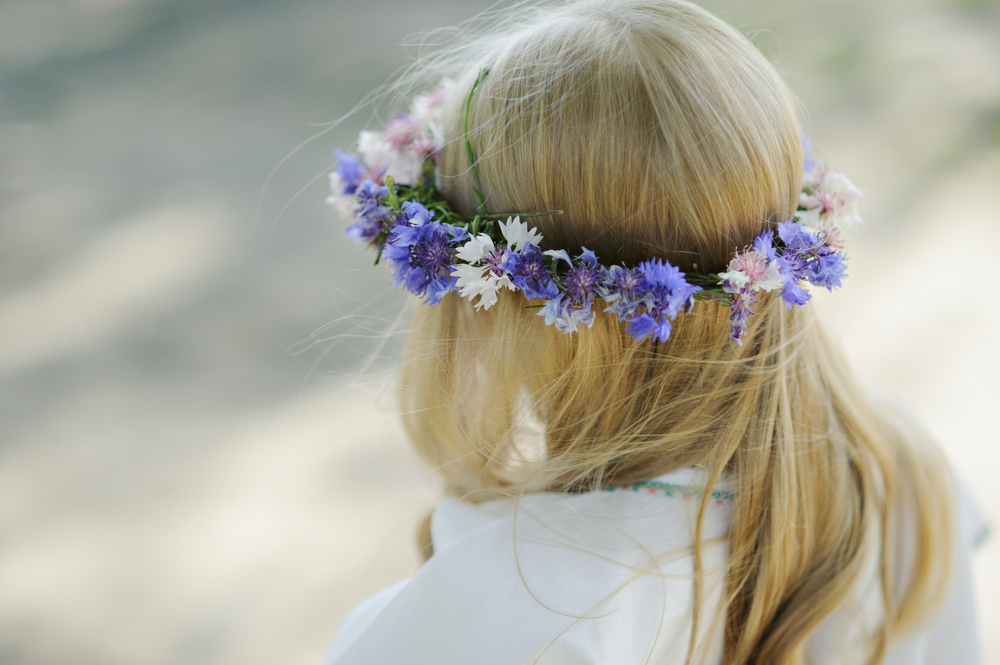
[464,68,490,216]
[383,175,401,212]
[479,210,563,219]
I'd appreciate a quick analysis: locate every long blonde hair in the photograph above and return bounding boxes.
[393,1,954,662]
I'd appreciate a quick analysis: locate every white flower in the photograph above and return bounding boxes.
[795,200,821,229]
[499,216,544,251]
[718,249,784,293]
[802,161,826,190]
[385,152,423,185]
[410,78,455,124]
[799,170,863,230]
[357,130,395,171]
[358,130,422,185]
[452,234,513,310]
[425,119,446,154]
[455,233,495,263]
[326,172,358,217]
[820,170,863,228]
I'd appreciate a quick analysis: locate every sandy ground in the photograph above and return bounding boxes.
[0,0,997,663]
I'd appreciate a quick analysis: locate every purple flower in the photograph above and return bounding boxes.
[799,127,819,174]
[799,125,813,153]
[625,259,701,343]
[805,251,848,290]
[753,230,778,261]
[624,313,670,344]
[609,265,645,300]
[535,248,608,335]
[503,244,558,300]
[772,219,848,306]
[727,289,757,345]
[640,259,701,316]
[563,248,609,309]
[776,255,811,308]
[333,150,366,195]
[775,221,826,309]
[538,296,596,334]
[383,203,466,305]
[603,265,646,321]
[346,179,391,244]
[401,200,434,226]
[777,220,820,253]
[356,179,388,215]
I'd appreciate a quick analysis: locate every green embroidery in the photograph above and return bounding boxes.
[605,480,734,503]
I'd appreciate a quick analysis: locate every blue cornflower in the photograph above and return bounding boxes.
[622,259,701,343]
[333,150,366,195]
[603,265,646,321]
[623,312,671,344]
[401,201,435,226]
[727,288,757,345]
[776,221,825,309]
[534,248,608,335]
[356,180,388,216]
[806,251,848,290]
[753,230,778,261]
[563,248,609,309]
[539,296,596,334]
[776,255,811,309]
[503,244,558,300]
[777,220,820,253]
[638,259,700,316]
[383,203,466,305]
[346,179,391,244]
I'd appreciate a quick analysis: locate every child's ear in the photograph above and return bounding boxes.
[416,509,434,562]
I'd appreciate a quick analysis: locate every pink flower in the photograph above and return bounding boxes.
[799,169,863,229]
[718,248,783,294]
[410,79,455,123]
[817,218,846,252]
[357,130,422,184]
[385,114,424,151]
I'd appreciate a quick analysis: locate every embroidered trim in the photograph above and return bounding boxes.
[973,523,991,551]
[606,480,734,503]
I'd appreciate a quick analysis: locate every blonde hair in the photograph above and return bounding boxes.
[393,1,954,662]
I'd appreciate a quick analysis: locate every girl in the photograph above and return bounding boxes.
[322,0,985,662]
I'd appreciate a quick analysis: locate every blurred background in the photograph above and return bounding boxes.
[0,0,997,663]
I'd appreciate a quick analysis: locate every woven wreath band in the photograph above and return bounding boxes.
[326,77,862,345]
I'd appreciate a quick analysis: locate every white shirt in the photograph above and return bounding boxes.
[323,468,986,665]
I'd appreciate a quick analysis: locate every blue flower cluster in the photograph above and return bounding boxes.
[774,220,848,307]
[330,151,850,346]
[383,201,468,306]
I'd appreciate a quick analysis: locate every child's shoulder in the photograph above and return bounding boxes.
[325,468,731,665]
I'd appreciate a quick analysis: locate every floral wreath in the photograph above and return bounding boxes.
[326,73,862,345]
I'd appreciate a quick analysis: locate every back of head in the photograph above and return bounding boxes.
[392,1,954,662]
[405,0,819,503]
[438,0,803,271]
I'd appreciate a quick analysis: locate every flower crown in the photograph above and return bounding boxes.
[327,76,862,345]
